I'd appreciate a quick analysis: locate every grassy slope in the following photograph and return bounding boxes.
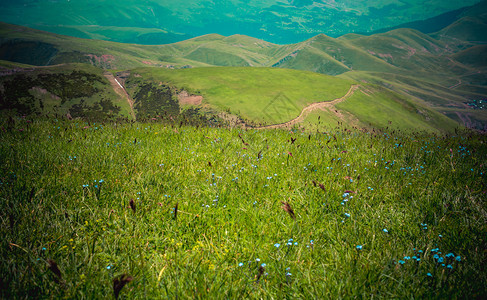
[1,119,485,298]
[1,22,485,130]
[0,62,133,119]
[298,85,459,133]
[130,67,353,125]
[335,86,459,133]
[339,71,487,131]
[128,66,460,132]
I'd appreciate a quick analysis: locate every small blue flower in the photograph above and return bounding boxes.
[256,258,260,262]
[238,263,243,267]
[398,260,405,265]
[344,213,351,218]
[382,229,388,233]
[356,245,363,250]
[286,272,292,276]
[427,273,432,277]
[274,243,280,248]
[106,265,111,270]
[447,264,453,269]
[261,263,266,267]
[455,256,461,262]
[438,257,444,263]
[294,242,298,246]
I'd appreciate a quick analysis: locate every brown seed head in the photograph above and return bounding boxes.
[281,201,296,220]
[129,198,136,213]
[47,259,62,280]
[113,274,133,299]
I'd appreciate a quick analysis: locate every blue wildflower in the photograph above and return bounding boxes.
[427,273,432,277]
[356,245,363,250]
[238,263,243,267]
[383,229,388,233]
[456,256,461,262]
[274,243,280,248]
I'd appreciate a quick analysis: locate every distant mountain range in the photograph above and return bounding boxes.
[0,0,483,45]
[0,0,486,130]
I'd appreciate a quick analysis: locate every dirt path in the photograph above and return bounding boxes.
[103,72,136,120]
[255,84,360,129]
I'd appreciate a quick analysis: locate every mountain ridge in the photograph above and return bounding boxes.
[0,19,486,130]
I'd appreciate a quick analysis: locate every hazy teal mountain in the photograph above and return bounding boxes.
[0,0,482,44]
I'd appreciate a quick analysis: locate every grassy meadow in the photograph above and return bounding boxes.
[128,67,352,125]
[1,117,486,298]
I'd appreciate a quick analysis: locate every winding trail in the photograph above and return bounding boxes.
[103,72,136,120]
[255,84,360,129]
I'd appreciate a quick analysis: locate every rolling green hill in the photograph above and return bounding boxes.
[0,60,460,132]
[124,67,353,125]
[0,21,486,130]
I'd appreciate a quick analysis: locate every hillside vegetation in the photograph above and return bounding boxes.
[0,15,486,130]
[0,118,486,298]
[0,63,133,120]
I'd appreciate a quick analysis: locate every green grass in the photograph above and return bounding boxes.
[335,86,460,133]
[1,117,486,298]
[298,109,347,130]
[130,67,354,124]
